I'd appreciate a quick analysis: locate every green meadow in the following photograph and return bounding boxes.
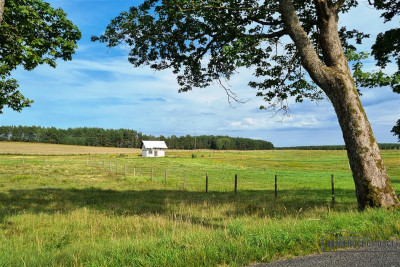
[0,144,399,266]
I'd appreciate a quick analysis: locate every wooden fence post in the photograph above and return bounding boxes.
[234,174,238,195]
[206,172,208,193]
[275,174,277,200]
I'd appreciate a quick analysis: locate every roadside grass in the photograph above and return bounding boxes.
[0,144,399,266]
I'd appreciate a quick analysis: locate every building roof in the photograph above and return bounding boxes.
[142,141,168,149]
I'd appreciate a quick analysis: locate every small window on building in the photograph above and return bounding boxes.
[148,149,153,154]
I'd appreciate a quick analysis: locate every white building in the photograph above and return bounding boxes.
[142,141,168,157]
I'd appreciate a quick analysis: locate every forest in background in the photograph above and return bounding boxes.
[0,126,274,150]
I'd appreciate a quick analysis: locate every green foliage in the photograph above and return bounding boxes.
[0,78,32,112]
[370,0,400,22]
[370,0,400,139]
[371,28,400,94]
[0,0,81,113]
[0,125,274,150]
[392,120,400,142]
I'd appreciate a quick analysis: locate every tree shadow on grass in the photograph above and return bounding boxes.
[0,187,358,224]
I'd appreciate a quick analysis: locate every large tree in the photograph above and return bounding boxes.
[0,0,81,113]
[93,0,399,210]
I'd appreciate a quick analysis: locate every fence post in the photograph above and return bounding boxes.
[165,170,167,184]
[234,174,238,196]
[206,172,208,193]
[184,172,186,190]
[22,158,25,165]
[275,174,277,200]
[331,174,335,205]
[133,167,136,176]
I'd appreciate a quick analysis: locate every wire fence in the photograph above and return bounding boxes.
[0,155,361,206]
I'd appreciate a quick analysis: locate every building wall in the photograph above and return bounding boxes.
[156,150,165,157]
[142,149,152,157]
[142,149,165,157]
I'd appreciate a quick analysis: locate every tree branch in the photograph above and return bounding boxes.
[314,0,333,20]
[0,0,5,25]
[175,4,278,13]
[248,18,283,26]
[281,51,299,85]
[217,78,246,107]
[279,0,327,86]
[334,0,347,10]
[195,37,216,61]
[240,29,287,39]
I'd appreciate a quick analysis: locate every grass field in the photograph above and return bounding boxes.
[0,141,140,155]
[0,142,399,266]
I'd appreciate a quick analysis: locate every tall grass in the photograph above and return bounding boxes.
[0,146,399,266]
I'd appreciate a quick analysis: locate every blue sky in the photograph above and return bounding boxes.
[0,0,399,147]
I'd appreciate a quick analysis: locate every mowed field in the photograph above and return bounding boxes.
[0,141,140,154]
[0,142,399,266]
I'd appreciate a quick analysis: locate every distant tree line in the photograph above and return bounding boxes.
[162,134,274,150]
[276,144,400,150]
[0,126,274,150]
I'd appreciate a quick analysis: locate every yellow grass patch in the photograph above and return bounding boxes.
[0,142,141,155]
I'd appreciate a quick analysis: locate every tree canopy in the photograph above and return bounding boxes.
[94,0,400,210]
[92,0,394,110]
[0,0,81,113]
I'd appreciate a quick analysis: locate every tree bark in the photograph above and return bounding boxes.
[0,0,4,25]
[327,71,399,210]
[279,0,399,210]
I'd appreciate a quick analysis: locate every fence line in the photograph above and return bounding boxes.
[10,157,344,202]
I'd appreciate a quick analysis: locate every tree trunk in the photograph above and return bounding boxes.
[279,0,399,210]
[0,0,4,25]
[326,71,399,210]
